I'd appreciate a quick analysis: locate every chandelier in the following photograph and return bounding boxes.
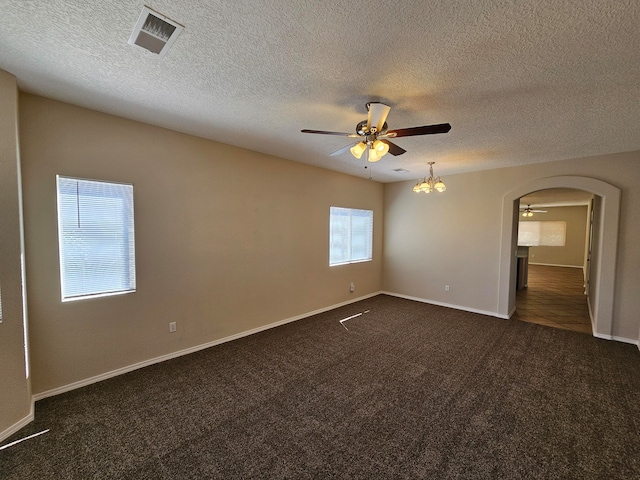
[412,162,446,193]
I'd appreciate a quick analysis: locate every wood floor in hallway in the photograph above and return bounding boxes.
[513,264,593,335]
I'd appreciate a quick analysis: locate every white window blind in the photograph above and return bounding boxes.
[57,176,136,301]
[518,221,566,247]
[329,207,373,266]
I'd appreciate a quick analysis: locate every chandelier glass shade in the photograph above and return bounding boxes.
[413,162,446,193]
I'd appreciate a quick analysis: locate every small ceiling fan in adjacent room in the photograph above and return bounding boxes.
[301,102,451,162]
[520,205,547,217]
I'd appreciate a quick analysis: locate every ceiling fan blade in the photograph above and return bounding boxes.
[367,103,391,132]
[301,129,358,137]
[381,140,406,156]
[387,123,451,137]
[521,205,547,213]
[329,143,358,156]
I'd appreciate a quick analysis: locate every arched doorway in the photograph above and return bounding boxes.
[498,176,621,339]
[516,188,593,334]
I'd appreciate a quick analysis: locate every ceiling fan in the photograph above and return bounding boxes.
[520,205,547,217]
[301,102,451,162]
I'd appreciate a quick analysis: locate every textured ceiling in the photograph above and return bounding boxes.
[1,0,639,182]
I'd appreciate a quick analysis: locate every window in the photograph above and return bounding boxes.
[329,207,373,266]
[518,221,566,247]
[57,176,136,301]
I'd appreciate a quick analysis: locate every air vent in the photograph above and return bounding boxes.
[392,168,410,173]
[128,6,183,58]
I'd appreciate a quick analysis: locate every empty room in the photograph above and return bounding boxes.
[1,1,639,478]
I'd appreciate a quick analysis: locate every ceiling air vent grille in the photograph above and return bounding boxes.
[128,6,183,58]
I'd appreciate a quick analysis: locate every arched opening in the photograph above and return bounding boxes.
[498,176,621,339]
[515,189,593,334]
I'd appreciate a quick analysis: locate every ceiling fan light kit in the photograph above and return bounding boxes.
[373,139,389,155]
[350,142,367,159]
[520,204,547,217]
[413,162,446,194]
[367,140,389,162]
[367,145,381,162]
[301,102,451,163]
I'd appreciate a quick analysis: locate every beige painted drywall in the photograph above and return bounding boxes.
[383,151,640,342]
[7,91,640,407]
[19,94,383,395]
[0,71,31,438]
[521,205,589,267]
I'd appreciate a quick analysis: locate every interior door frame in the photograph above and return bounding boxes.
[498,176,621,339]
[585,198,595,295]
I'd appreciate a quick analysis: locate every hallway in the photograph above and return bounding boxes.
[513,264,592,335]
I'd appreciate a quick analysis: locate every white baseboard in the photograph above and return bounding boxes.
[33,292,382,402]
[0,403,34,445]
[382,291,509,319]
[586,300,638,346]
[528,262,583,269]
[593,332,640,346]
[382,292,640,348]
[29,290,640,403]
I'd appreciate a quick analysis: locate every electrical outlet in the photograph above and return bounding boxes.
[350,282,355,292]
[169,321,176,333]
[445,285,450,292]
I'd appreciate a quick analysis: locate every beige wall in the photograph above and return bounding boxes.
[4,89,639,432]
[521,205,589,267]
[383,152,640,342]
[19,94,384,395]
[0,72,31,437]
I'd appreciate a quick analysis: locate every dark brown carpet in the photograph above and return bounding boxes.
[2,295,639,479]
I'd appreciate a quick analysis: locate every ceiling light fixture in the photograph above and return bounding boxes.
[413,162,446,193]
[350,142,366,159]
[349,131,391,162]
[520,205,547,217]
[301,102,452,164]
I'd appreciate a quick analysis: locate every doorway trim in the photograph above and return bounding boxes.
[498,176,620,338]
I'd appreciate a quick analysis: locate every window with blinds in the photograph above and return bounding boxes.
[56,176,136,301]
[329,207,373,266]
[518,221,567,247]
